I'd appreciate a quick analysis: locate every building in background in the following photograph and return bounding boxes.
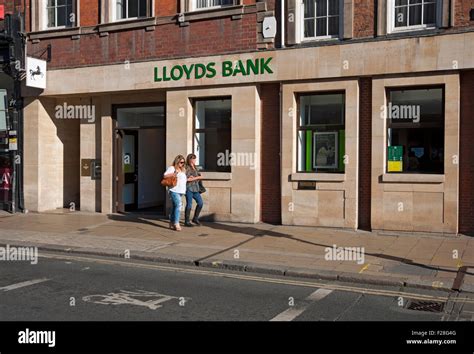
[0,4,25,213]
[5,0,474,235]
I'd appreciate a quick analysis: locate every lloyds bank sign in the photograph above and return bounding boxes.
[154,57,273,82]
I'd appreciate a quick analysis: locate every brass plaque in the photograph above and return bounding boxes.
[81,159,92,177]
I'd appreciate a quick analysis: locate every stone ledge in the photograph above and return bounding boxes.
[382,173,445,184]
[200,172,232,180]
[290,173,346,182]
[98,18,158,33]
[27,5,252,41]
[29,27,81,40]
[182,5,244,22]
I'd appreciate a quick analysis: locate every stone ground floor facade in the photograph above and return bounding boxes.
[21,31,474,236]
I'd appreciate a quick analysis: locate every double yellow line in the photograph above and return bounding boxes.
[39,252,474,304]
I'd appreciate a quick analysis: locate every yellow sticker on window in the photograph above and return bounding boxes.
[388,161,403,172]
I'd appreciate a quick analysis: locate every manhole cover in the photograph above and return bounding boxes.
[406,300,445,313]
[198,234,208,237]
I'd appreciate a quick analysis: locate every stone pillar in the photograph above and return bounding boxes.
[101,96,113,214]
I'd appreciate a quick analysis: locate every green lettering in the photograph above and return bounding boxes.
[171,65,184,81]
[206,62,217,78]
[260,57,273,74]
[195,63,206,79]
[154,67,162,82]
[162,66,171,81]
[232,60,248,76]
[246,59,259,75]
[222,61,233,77]
[182,64,195,80]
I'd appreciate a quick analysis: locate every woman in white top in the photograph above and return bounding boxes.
[163,155,187,231]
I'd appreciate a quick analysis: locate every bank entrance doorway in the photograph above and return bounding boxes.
[113,105,166,213]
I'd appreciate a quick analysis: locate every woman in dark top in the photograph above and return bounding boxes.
[185,153,204,227]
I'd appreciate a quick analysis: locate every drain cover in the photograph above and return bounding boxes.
[406,300,445,313]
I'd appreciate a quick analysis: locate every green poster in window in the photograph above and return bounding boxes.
[388,145,403,172]
[306,131,312,172]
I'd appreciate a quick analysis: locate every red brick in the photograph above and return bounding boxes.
[260,83,281,224]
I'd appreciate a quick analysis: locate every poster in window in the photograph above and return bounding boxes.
[313,132,338,169]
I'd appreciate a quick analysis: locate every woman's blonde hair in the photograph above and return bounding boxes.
[172,155,186,172]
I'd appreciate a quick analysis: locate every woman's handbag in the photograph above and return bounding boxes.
[161,171,177,188]
[198,180,206,194]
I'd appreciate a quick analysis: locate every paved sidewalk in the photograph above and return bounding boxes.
[0,211,473,292]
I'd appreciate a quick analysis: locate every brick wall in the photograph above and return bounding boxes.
[29,13,258,69]
[455,0,474,27]
[353,0,375,38]
[358,77,372,231]
[80,0,99,26]
[459,70,474,236]
[156,0,177,17]
[0,0,23,14]
[260,83,281,224]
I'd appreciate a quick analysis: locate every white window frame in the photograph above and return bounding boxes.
[42,0,75,30]
[111,0,153,22]
[297,0,342,42]
[189,0,236,12]
[387,0,441,34]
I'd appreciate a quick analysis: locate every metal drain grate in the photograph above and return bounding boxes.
[406,300,445,313]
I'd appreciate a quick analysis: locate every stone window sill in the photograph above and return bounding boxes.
[291,173,346,182]
[98,17,158,34]
[183,5,244,22]
[29,27,82,40]
[28,5,252,41]
[382,173,445,183]
[200,172,232,180]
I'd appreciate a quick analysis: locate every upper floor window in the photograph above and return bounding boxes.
[190,0,235,11]
[302,0,341,40]
[389,0,438,32]
[115,0,152,20]
[46,0,74,28]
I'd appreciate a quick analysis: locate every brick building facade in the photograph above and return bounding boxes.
[1,0,473,235]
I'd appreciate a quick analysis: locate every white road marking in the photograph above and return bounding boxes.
[270,288,333,321]
[0,278,49,292]
[82,290,188,310]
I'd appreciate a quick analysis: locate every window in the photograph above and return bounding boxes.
[190,0,234,11]
[302,0,340,39]
[386,87,444,174]
[297,92,345,173]
[46,0,75,28]
[115,0,152,20]
[194,98,231,172]
[390,0,437,32]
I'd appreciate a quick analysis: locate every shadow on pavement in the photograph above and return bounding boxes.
[198,218,465,275]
